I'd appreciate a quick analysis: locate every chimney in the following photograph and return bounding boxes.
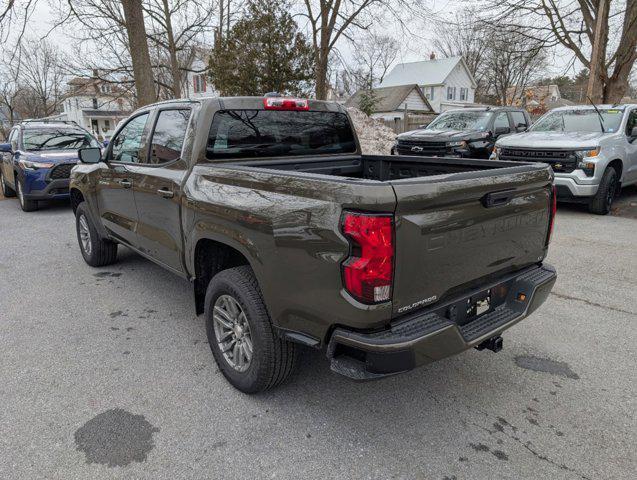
[430,52,436,60]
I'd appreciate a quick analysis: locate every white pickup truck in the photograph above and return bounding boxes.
[492,104,637,214]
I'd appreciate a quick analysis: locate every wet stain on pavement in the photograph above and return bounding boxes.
[74,409,159,467]
[469,443,508,461]
[109,311,123,318]
[94,272,122,278]
[514,355,580,379]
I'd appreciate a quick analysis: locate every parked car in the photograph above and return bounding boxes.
[70,96,557,393]
[492,105,637,215]
[0,120,101,211]
[391,107,531,158]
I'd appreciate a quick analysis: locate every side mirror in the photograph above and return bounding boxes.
[516,123,527,132]
[631,126,637,138]
[494,126,511,136]
[78,147,102,164]
[0,143,11,153]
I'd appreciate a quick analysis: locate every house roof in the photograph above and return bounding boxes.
[379,56,475,88]
[345,84,433,113]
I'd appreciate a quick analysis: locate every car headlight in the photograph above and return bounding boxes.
[447,141,467,148]
[19,159,55,170]
[574,148,599,176]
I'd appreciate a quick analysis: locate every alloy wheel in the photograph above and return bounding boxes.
[213,294,253,372]
[78,214,92,256]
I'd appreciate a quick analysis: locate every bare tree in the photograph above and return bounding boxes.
[299,0,428,99]
[484,29,546,105]
[0,38,67,120]
[63,0,215,102]
[348,31,399,90]
[484,0,637,102]
[432,10,489,98]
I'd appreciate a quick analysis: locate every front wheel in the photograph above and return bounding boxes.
[205,266,298,393]
[0,170,16,197]
[75,202,118,267]
[589,167,618,215]
[16,179,38,212]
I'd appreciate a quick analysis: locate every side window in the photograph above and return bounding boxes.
[148,109,191,164]
[511,111,528,129]
[109,113,150,163]
[625,110,637,136]
[9,129,19,149]
[493,112,510,131]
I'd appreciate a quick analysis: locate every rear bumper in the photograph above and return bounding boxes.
[326,264,557,380]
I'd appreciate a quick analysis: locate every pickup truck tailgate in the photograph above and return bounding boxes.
[390,164,553,317]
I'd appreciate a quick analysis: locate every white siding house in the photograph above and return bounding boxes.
[61,75,133,140]
[379,56,478,113]
[184,59,216,98]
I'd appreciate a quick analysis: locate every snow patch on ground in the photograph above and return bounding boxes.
[347,108,396,155]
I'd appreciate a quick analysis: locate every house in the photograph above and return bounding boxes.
[506,84,562,106]
[184,59,216,98]
[378,55,478,113]
[61,72,134,140]
[506,84,575,116]
[345,84,433,120]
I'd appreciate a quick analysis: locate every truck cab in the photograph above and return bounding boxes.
[493,105,637,215]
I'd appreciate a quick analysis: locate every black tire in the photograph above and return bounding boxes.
[589,167,618,215]
[205,265,297,393]
[75,202,118,267]
[16,178,38,212]
[0,170,16,197]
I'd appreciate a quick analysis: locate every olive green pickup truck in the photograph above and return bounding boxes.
[70,96,557,393]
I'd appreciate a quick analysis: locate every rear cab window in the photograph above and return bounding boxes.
[511,111,528,129]
[205,110,356,160]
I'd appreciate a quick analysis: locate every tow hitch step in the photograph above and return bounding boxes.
[476,335,503,353]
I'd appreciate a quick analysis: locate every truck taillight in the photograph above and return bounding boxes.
[547,185,557,244]
[263,97,310,111]
[341,212,394,304]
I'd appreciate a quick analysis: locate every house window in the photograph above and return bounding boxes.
[460,88,467,101]
[105,120,111,131]
[425,86,434,100]
[447,87,456,100]
[193,74,206,94]
[92,98,98,109]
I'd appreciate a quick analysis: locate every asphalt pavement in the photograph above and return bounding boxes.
[0,189,635,480]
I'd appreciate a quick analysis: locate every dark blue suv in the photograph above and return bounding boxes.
[0,120,100,211]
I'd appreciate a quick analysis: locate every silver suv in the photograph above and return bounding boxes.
[492,105,637,214]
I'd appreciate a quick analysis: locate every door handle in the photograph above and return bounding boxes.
[119,179,132,188]
[157,187,174,198]
[482,189,515,208]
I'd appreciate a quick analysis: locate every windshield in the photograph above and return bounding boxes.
[426,111,491,131]
[23,129,101,151]
[530,109,624,133]
[206,110,356,160]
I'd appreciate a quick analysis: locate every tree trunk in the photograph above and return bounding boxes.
[587,0,609,103]
[121,0,156,106]
[603,0,637,102]
[315,54,328,100]
[161,0,181,98]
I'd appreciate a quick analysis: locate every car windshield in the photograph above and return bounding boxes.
[23,128,101,151]
[426,111,491,131]
[206,110,356,160]
[530,109,624,133]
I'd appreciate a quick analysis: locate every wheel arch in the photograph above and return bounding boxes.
[192,238,252,315]
[70,188,85,214]
[607,158,623,181]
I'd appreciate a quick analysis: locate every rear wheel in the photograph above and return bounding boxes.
[16,179,38,212]
[205,266,298,393]
[75,202,118,267]
[0,170,16,197]
[589,167,618,215]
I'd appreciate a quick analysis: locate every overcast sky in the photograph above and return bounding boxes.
[17,0,584,80]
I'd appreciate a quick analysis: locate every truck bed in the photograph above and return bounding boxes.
[233,155,533,182]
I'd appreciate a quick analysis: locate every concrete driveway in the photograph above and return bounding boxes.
[0,192,635,480]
